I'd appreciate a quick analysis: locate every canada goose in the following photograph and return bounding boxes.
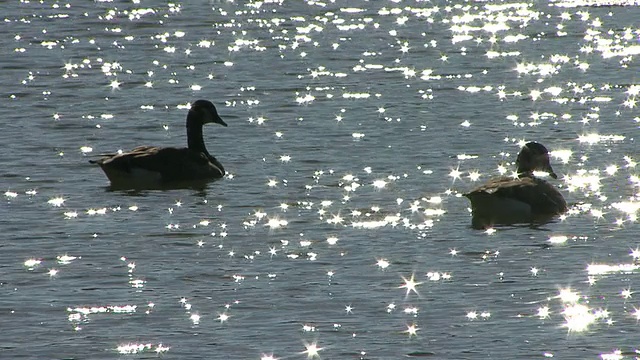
[90,100,227,189]
[464,142,567,229]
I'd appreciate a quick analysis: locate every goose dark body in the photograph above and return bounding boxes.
[90,100,227,189]
[464,142,568,229]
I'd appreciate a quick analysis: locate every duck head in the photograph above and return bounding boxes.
[188,100,228,127]
[516,142,557,179]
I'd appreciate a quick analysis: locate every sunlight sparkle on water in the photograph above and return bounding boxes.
[57,255,77,264]
[404,306,419,316]
[400,273,422,297]
[530,267,540,276]
[468,171,481,182]
[564,171,601,193]
[548,235,568,244]
[551,149,572,164]
[24,259,42,269]
[600,350,624,360]
[404,323,420,337]
[562,303,602,333]
[302,342,323,359]
[449,167,463,180]
[558,288,581,303]
[376,258,390,269]
[217,312,230,323]
[117,343,169,355]
[587,263,639,275]
[48,197,65,207]
[537,306,551,319]
[578,133,625,144]
[612,201,640,220]
[326,236,338,245]
[372,179,387,189]
[426,272,451,281]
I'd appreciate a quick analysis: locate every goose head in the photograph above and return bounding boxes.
[516,142,557,179]
[188,100,228,127]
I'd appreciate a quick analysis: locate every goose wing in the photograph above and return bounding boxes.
[465,177,567,214]
[93,146,223,181]
[89,146,158,164]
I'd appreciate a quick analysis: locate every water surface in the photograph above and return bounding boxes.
[2,1,640,359]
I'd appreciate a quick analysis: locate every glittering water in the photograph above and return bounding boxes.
[2,0,640,359]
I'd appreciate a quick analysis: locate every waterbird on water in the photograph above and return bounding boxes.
[464,142,567,229]
[90,100,227,189]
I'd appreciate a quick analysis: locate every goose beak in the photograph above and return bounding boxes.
[546,163,558,179]
[217,117,228,127]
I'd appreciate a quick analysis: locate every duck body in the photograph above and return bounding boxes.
[90,100,227,189]
[464,142,567,229]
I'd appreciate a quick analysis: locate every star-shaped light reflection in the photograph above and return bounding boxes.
[109,79,121,90]
[468,171,481,181]
[449,167,462,181]
[404,323,419,337]
[399,273,422,297]
[537,306,550,319]
[268,246,278,258]
[217,313,230,323]
[302,342,323,359]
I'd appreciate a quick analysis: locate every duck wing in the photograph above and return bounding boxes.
[465,176,567,214]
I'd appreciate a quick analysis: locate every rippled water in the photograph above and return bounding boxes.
[2,1,640,359]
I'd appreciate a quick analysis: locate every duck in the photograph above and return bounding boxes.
[463,142,567,229]
[90,99,227,189]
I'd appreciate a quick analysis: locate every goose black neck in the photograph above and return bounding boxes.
[185,111,225,175]
[187,124,208,154]
[186,115,208,155]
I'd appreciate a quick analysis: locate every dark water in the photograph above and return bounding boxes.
[2,1,640,359]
